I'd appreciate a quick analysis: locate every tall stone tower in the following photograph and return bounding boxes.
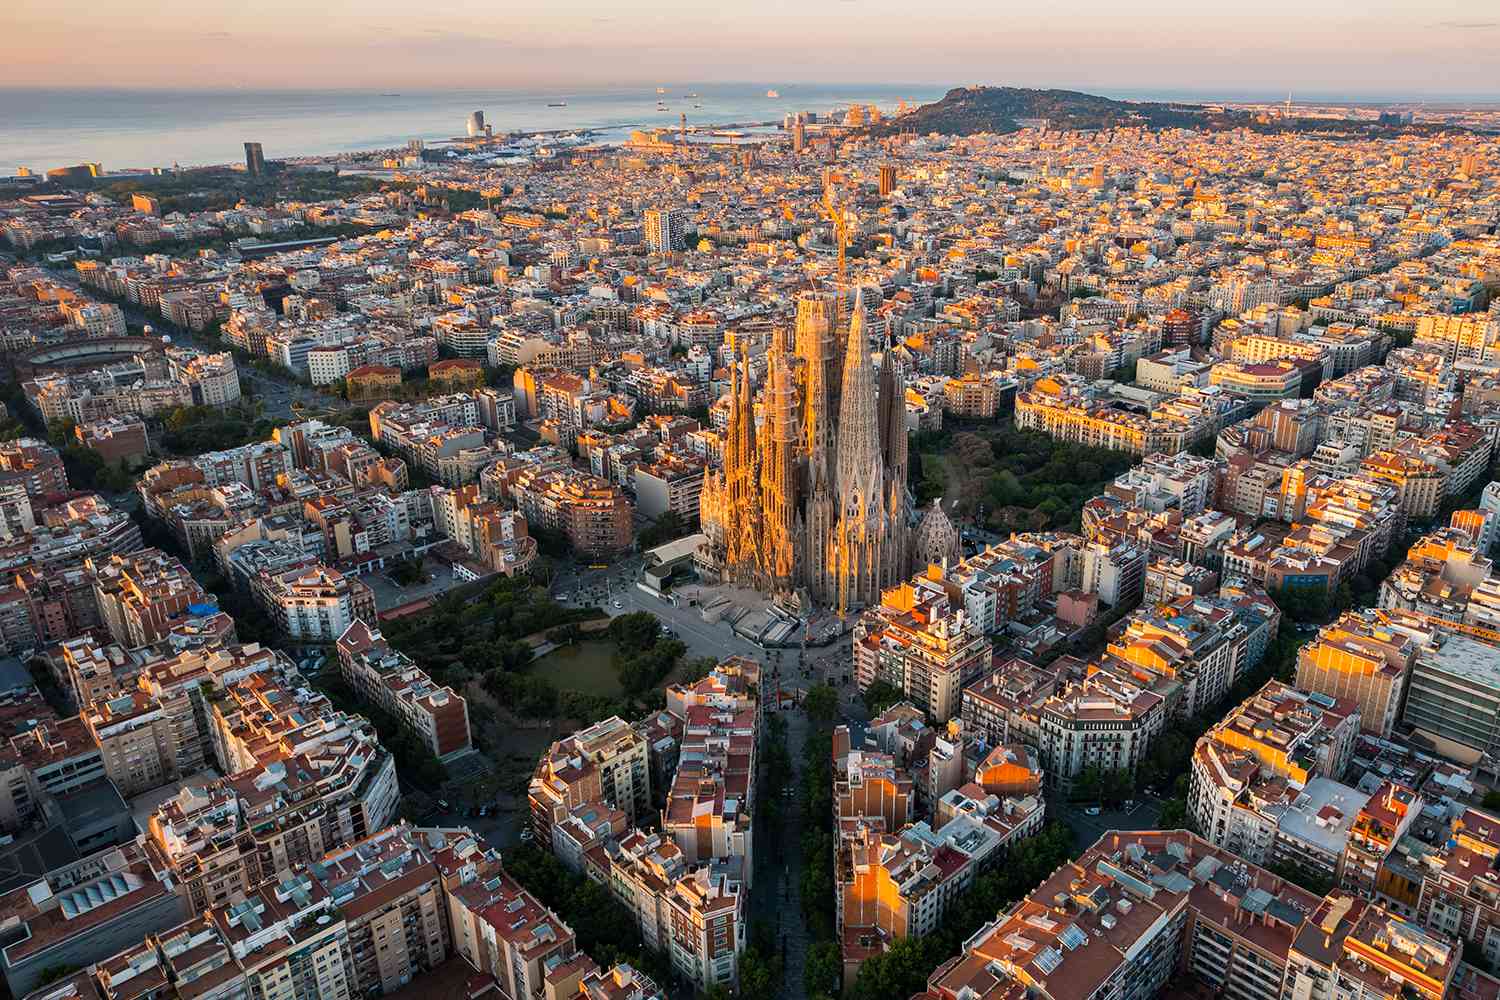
[721,351,764,587]
[798,293,838,604]
[879,345,911,583]
[759,329,800,593]
[832,291,889,615]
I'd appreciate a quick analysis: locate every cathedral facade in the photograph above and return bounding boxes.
[698,289,913,614]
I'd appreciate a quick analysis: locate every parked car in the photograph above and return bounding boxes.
[1084,805,1101,816]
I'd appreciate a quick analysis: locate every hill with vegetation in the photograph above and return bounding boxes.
[870,86,1204,135]
[870,86,1469,138]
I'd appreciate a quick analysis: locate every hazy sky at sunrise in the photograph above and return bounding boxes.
[4,0,1498,96]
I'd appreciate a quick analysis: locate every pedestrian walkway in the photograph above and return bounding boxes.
[753,705,813,999]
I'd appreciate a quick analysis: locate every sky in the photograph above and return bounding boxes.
[4,0,1498,98]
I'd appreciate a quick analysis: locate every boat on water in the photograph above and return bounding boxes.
[379,93,401,97]
[656,87,667,94]
[693,104,703,109]
[547,100,567,107]
[766,89,780,98]
[685,92,699,98]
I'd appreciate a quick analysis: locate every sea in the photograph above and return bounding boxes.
[0,84,947,175]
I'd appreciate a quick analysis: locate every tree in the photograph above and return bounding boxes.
[1102,767,1134,806]
[861,679,904,717]
[1158,797,1189,829]
[1267,857,1334,897]
[606,612,660,651]
[849,936,941,1000]
[1074,765,1104,804]
[803,683,840,724]
[637,510,687,550]
[35,965,81,987]
[805,940,842,996]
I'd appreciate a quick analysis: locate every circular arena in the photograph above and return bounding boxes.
[15,336,164,376]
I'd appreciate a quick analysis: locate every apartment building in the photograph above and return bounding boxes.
[313,825,448,996]
[919,830,1316,1000]
[213,875,353,1000]
[853,578,990,723]
[600,829,746,992]
[335,621,472,762]
[529,717,651,843]
[147,783,261,914]
[661,702,756,878]
[251,563,375,642]
[1101,589,1278,718]
[1188,680,1362,865]
[90,548,210,650]
[0,839,187,998]
[633,457,706,523]
[506,465,633,558]
[0,438,69,500]
[1296,609,1419,738]
[84,689,178,796]
[444,857,579,1000]
[1033,672,1166,794]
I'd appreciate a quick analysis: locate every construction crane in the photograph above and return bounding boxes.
[820,181,856,334]
[1407,611,1500,647]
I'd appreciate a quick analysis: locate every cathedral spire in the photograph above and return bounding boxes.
[835,289,882,504]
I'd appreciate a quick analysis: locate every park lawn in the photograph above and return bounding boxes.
[532,639,624,698]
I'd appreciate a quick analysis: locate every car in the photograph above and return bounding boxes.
[438,799,451,811]
[613,600,623,609]
[518,829,533,842]
[1084,806,1101,816]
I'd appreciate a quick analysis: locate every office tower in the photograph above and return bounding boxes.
[879,164,896,196]
[243,142,265,177]
[792,115,806,153]
[643,208,683,253]
[466,110,485,138]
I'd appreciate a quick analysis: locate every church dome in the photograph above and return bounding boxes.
[913,499,961,568]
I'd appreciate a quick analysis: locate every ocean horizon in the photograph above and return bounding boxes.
[4,82,1496,176]
[0,83,945,175]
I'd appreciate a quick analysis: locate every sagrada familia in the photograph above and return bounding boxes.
[698,288,918,615]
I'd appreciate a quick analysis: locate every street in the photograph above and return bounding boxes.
[1051,794,1165,853]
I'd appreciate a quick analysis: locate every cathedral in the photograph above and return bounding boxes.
[698,289,913,615]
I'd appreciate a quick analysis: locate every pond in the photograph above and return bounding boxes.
[531,639,622,697]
